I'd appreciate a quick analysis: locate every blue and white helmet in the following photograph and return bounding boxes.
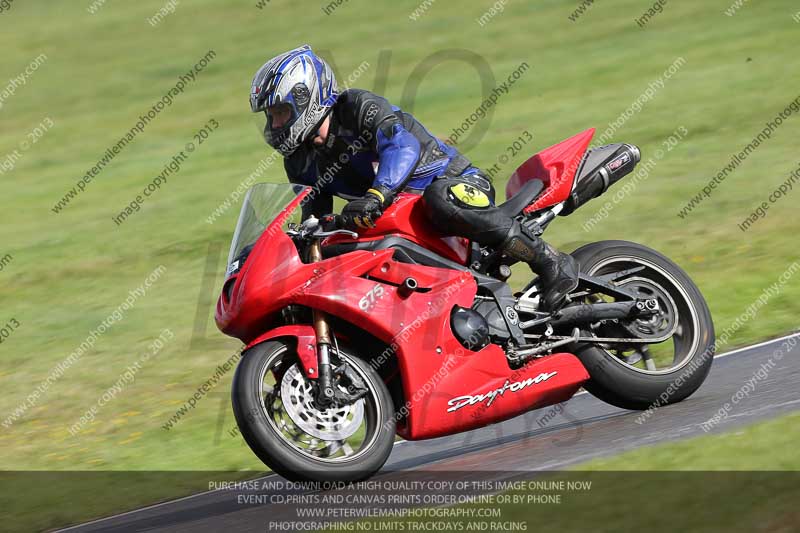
[250,45,338,156]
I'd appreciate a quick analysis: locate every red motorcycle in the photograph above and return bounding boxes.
[215,128,714,481]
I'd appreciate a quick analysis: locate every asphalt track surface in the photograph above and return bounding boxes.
[60,333,800,532]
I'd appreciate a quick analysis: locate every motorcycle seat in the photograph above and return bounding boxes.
[497,179,544,216]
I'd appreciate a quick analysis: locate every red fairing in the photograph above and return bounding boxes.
[292,255,588,439]
[506,128,595,213]
[215,190,312,341]
[218,229,589,439]
[245,325,319,380]
[216,184,591,442]
[404,352,588,439]
[326,193,469,264]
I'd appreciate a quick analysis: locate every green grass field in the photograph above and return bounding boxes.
[1,0,799,521]
[577,409,800,471]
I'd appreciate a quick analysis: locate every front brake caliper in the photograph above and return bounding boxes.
[332,362,369,404]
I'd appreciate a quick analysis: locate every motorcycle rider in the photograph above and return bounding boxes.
[249,45,578,311]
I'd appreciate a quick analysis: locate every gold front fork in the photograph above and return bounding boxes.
[308,239,335,402]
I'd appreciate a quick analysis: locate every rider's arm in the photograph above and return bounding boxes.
[285,149,333,219]
[352,91,421,205]
[300,190,333,220]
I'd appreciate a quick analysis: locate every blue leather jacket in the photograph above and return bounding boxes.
[285,88,472,217]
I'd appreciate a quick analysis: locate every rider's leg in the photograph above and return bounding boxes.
[422,172,578,311]
[498,223,579,311]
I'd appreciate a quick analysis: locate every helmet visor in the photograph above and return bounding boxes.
[262,102,299,147]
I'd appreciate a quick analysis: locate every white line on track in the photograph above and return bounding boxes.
[569,331,800,398]
[54,331,800,532]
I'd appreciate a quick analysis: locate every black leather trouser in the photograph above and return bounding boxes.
[421,171,514,247]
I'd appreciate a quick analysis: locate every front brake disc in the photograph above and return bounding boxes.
[279,364,364,440]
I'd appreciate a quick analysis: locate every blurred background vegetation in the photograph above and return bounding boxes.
[0,0,798,491]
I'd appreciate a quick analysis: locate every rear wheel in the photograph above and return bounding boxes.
[567,240,715,410]
[232,339,395,481]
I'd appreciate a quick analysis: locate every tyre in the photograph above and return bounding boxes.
[567,240,715,410]
[231,339,395,482]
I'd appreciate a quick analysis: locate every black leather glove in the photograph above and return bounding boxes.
[341,187,391,230]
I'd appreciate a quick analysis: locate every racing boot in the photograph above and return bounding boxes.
[501,222,579,312]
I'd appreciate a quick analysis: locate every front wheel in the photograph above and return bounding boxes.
[568,240,715,410]
[231,339,395,482]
